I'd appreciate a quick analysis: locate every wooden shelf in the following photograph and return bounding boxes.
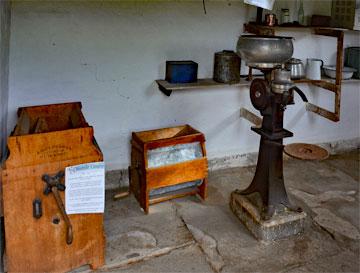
[156,77,359,96]
[156,24,358,99]
[243,23,359,36]
[294,77,359,84]
[156,78,251,96]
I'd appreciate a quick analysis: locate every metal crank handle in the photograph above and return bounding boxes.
[51,187,73,245]
[290,86,308,102]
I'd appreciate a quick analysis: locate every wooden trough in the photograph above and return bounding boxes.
[130,125,208,214]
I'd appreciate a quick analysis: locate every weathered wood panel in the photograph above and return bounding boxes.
[1,102,105,272]
[130,125,208,214]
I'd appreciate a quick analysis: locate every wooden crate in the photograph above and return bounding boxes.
[1,102,105,273]
[130,125,208,213]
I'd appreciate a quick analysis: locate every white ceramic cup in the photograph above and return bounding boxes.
[306,58,324,80]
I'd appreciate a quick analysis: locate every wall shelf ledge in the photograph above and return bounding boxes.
[156,78,251,96]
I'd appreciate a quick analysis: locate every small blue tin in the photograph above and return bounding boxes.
[165,61,198,83]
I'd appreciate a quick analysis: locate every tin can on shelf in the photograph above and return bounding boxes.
[281,8,290,24]
[213,50,241,84]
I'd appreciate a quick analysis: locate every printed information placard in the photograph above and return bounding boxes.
[65,162,105,214]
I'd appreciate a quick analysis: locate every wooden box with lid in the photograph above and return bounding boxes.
[1,102,105,273]
[129,124,208,213]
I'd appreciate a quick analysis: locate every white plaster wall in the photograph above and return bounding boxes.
[8,0,360,171]
[0,0,11,161]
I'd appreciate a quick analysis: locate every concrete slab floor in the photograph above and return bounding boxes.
[78,150,359,273]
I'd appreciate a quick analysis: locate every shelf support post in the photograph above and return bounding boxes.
[240,107,262,127]
[306,29,344,122]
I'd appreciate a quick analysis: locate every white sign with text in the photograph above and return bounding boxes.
[65,162,105,214]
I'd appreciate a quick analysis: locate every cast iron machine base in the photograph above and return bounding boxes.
[244,70,300,218]
[230,68,308,239]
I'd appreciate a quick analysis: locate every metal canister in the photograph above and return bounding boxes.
[213,50,241,84]
[281,8,290,24]
[345,47,360,79]
[265,14,276,26]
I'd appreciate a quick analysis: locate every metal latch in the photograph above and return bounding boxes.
[42,171,73,245]
[32,198,42,219]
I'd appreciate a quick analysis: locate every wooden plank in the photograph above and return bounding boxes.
[158,76,358,96]
[2,155,104,180]
[198,178,208,200]
[156,78,249,92]
[70,106,88,128]
[145,134,205,150]
[243,24,357,36]
[200,141,207,157]
[304,29,343,122]
[17,101,82,117]
[314,28,344,37]
[143,146,150,214]
[146,158,208,189]
[335,31,344,86]
[129,148,144,209]
[34,118,49,133]
[16,102,88,133]
[0,168,3,217]
[13,110,31,136]
[334,30,344,120]
[198,143,208,199]
[312,81,338,92]
[306,103,339,122]
[240,108,262,127]
[131,139,144,153]
[133,125,189,143]
[113,191,130,200]
[149,189,198,205]
[5,127,101,169]
[133,125,205,150]
[294,79,337,92]
[243,23,275,36]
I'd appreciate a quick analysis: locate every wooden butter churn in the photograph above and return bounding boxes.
[0,102,105,272]
[130,125,208,213]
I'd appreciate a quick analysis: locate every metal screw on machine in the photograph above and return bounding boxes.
[42,171,73,245]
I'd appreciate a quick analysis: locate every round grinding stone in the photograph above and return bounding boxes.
[284,143,329,161]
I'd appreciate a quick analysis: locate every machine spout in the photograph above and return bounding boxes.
[290,86,308,102]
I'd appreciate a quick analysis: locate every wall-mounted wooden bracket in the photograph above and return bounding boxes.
[240,107,262,127]
[305,103,339,122]
[157,81,173,96]
[305,28,344,122]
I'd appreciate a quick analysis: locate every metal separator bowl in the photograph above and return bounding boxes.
[236,35,294,69]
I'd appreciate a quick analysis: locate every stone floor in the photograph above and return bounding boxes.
[80,150,359,273]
